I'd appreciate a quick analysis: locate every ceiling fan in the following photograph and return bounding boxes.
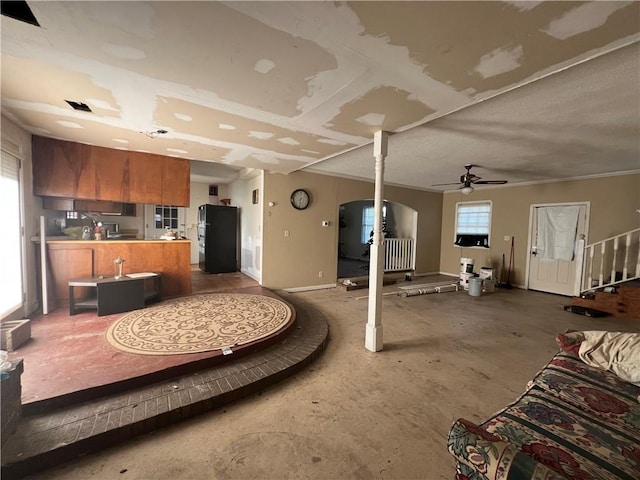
[432,164,508,194]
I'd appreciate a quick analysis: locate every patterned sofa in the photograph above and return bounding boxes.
[447,333,640,480]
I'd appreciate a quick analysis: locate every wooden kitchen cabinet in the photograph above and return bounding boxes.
[32,136,190,206]
[32,136,96,199]
[162,156,191,205]
[41,240,191,306]
[128,153,164,204]
[46,244,95,306]
[93,146,129,201]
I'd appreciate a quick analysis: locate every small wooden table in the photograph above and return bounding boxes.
[68,273,162,316]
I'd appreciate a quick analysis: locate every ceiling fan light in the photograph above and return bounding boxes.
[461,185,474,195]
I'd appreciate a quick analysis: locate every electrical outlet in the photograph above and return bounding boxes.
[504,236,511,241]
[284,230,290,237]
[318,271,324,278]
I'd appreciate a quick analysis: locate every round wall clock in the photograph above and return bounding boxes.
[290,188,310,210]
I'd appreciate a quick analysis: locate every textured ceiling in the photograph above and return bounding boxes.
[1,1,639,190]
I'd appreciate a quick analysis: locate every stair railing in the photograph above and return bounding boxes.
[575,227,640,295]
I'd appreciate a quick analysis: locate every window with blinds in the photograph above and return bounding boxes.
[455,201,492,248]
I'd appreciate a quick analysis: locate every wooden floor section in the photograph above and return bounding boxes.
[6,269,276,409]
[1,275,329,479]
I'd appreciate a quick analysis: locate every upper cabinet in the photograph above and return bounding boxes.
[32,137,97,199]
[32,136,190,206]
[162,155,190,205]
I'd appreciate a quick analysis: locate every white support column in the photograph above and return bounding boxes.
[40,215,49,315]
[366,131,388,352]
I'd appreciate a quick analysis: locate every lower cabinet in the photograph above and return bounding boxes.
[43,240,191,308]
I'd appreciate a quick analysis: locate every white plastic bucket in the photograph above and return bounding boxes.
[483,279,496,293]
[479,267,494,280]
[460,258,474,274]
[469,277,482,297]
[460,272,474,290]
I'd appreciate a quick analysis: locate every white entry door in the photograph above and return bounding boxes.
[527,203,588,296]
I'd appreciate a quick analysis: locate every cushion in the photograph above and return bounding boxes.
[557,331,640,386]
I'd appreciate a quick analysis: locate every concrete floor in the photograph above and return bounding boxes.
[20,281,639,480]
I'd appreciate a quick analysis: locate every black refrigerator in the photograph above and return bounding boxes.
[198,204,238,273]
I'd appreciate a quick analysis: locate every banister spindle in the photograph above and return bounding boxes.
[611,237,619,285]
[635,232,640,277]
[587,245,594,289]
[623,233,631,280]
[599,242,606,287]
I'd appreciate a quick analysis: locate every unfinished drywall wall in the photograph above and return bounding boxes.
[439,173,640,288]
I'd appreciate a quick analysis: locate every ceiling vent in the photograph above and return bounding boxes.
[65,100,92,113]
[145,128,168,138]
[1,1,40,27]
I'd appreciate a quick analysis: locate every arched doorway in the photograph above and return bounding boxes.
[337,199,417,279]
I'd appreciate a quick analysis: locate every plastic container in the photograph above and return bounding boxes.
[479,267,494,280]
[483,279,496,293]
[460,257,474,273]
[460,272,474,290]
[469,277,483,297]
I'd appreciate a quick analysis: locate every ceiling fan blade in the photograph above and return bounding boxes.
[473,180,508,185]
[433,165,506,188]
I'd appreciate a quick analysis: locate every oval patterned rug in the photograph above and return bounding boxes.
[106,293,293,355]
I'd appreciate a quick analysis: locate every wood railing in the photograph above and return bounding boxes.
[575,227,640,295]
[384,238,415,272]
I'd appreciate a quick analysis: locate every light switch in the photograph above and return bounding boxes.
[284,230,290,237]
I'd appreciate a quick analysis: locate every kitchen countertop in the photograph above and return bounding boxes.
[32,236,190,243]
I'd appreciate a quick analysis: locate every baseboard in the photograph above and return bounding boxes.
[438,271,462,278]
[283,283,337,293]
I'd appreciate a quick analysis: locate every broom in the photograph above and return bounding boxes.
[498,237,514,289]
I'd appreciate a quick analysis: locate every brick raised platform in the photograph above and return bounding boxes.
[0,295,329,479]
